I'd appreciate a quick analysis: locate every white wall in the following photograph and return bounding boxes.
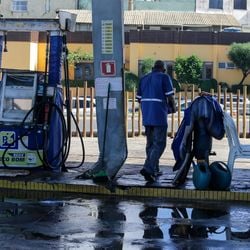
[0,0,77,18]
[196,0,250,31]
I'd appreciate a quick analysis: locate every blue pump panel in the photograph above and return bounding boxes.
[0,34,2,69]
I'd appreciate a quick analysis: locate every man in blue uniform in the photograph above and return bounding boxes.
[137,60,176,182]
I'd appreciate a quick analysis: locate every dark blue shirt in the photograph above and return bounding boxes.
[137,70,174,126]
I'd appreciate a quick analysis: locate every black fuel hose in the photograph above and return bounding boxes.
[1,99,85,170]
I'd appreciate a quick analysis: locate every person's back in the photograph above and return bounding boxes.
[137,60,175,182]
[138,70,173,126]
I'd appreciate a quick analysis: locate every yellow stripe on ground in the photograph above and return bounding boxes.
[0,180,249,202]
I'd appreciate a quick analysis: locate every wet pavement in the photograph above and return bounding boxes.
[0,136,250,249]
[59,137,250,192]
[0,137,250,197]
[0,191,249,249]
[0,137,250,198]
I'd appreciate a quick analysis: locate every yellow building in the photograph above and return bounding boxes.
[1,10,249,86]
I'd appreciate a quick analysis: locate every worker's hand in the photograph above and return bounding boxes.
[167,95,177,114]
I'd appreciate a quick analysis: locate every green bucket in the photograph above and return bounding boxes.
[209,161,232,190]
[192,161,211,190]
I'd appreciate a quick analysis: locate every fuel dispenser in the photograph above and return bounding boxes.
[0,70,45,168]
[0,12,82,172]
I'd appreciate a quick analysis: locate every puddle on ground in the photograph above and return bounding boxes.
[0,194,249,249]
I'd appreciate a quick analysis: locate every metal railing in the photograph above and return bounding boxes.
[65,84,250,138]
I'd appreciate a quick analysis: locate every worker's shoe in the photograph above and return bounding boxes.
[155,170,163,176]
[140,169,156,182]
[155,166,163,176]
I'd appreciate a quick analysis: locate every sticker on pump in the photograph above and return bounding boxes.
[95,77,122,97]
[0,131,17,149]
[100,60,116,76]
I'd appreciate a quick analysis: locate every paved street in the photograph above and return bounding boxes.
[71,136,249,169]
[0,136,249,249]
[67,136,250,193]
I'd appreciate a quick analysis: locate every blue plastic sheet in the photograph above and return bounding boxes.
[47,34,64,172]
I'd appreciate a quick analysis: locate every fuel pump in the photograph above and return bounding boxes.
[0,12,83,172]
[0,69,49,168]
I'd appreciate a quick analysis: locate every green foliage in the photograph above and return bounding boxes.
[218,81,230,91]
[61,79,94,87]
[228,42,250,85]
[67,49,93,65]
[141,58,154,75]
[175,55,203,85]
[231,84,250,95]
[125,71,139,91]
[198,78,218,92]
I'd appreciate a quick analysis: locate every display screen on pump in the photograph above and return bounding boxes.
[0,71,38,123]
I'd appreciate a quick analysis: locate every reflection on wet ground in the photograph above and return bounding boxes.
[0,191,249,249]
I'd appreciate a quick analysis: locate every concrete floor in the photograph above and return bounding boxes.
[0,137,249,249]
[0,191,249,250]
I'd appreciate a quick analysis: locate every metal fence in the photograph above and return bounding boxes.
[65,84,250,138]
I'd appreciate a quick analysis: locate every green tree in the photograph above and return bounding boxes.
[141,58,154,75]
[228,42,250,85]
[67,49,93,64]
[66,49,94,87]
[68,49,138,90]
[175,55,202,86]
[125,71,139,91]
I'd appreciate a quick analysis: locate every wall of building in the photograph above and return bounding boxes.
[133,0,195,11]
[1,41,35,70]
[128,42,245,85]
[1,30,250,86]
[1,0,249,31]
[0,0,76,18]
[196,0,250,31]
[196,0,231,12]
[57,41,245,86]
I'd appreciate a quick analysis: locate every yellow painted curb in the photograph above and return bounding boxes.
[0,179,249,202]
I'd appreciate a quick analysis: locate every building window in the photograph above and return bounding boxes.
[138,60,173,78]
[218,62,226,69]
[138,60,145,78]
[75,62,94,81]
[202,62,213,80]
[77,0,91,9]
[234,0,247,10]
[12,0,27,12]
[165,62,174,79]
[45,0,50,13]
[226,62,236,69]
[209,0,223,9]
[218,62,236,69]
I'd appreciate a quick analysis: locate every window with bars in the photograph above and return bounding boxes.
[12,0,28,12]
[234,0,247,10]
[209,0,223,9]
[202,62,213,80]
[218,62,236,69]
[78,0,91,9]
